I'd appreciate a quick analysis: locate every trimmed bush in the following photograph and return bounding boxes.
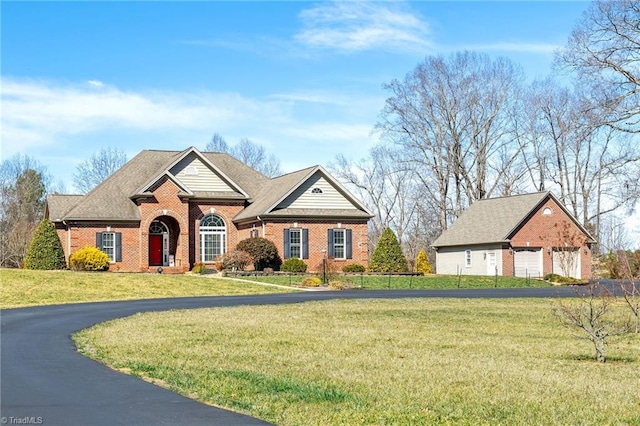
[191,262,207,274]
[281,258,308,273]
[415,249,432,274]
[342,263,365,273]
[221,250,253,271]
[301,276,322,287]
[236,237,282,271]
[544,273,575,284]
[69,246,110,271]
[369,228,409,273]
[329,280,352,290]
[24,219,67,270]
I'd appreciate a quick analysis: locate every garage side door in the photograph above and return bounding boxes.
[514,249,542,278]
[552,249,580,279]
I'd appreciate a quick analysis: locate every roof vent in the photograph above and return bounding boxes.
[184,166,198,176]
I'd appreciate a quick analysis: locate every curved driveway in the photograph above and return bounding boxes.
[2,287,580,425]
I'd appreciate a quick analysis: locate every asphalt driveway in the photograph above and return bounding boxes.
[1,287,581,426]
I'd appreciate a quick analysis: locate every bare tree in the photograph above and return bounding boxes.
[0,154,50,267]
[206,132,229,152]
[330,146,424,252]
[233,138,282,178]
[73,147,127,193]
[516,78,640,238]
[598,214,634,253]
[376,52,524,230]
[205,134,282,178]
[617,250,640,333]
[553,284,630,363]
[556,0,640,133]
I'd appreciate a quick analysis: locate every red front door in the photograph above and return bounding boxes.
[149,234,163,266]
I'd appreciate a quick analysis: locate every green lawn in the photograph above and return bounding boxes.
[0,269,293,309]
[75,298,640,426]
[231,272,547,289]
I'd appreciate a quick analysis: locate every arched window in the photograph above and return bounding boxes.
[200,214,226,262]
[149,221,168,234]
[311,187,323,194]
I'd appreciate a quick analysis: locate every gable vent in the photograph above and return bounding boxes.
[311,187,323,194]
[184,166,198,176]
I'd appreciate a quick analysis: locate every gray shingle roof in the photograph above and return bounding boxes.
[47,147,371,224]
[45,195,85,221]
[432,192,551,247]
[64,150,176,221]
[232,167,316,222]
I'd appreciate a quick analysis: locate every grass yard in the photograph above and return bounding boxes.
[0,269,294,309]
[232,272,547,289]
[74,298,640,425]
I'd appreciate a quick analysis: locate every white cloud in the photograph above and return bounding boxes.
[0,78,381,185]
[1,78,265,156]
[87,80,104,87]
[295,1,433,53]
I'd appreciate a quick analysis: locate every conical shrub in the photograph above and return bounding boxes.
[415,249,433,274]
[23,219,66,270]
[369,227,408,273]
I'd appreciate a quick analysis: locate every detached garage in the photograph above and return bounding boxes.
[432,191,596,279]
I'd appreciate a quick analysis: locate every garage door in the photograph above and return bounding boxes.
[552,249,580,279]
[514,249,542,278]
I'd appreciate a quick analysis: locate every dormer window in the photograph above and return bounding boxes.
[311,187,323,194]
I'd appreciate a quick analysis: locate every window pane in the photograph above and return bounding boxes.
[102,232,115,262]
[200,215,227,262]
[333,229,345,259]
[288,229,302,259]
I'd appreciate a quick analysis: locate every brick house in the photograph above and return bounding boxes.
[45,147,373,273]
[432,192,596,279]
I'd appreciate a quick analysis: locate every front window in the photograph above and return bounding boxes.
[200,214,226,262]
[333,229,345,260]
[289,229,302,259]
[102,232,115,262]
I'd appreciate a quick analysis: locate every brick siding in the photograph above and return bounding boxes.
[509,198,592,279]
[54,177,370,273]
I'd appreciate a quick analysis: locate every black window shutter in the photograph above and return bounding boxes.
[96,232,103,249]
[302,229,309,259]
[115,232,122,262]
[327,229,335,258]
[345,229,352,259]
[283,229,290,259]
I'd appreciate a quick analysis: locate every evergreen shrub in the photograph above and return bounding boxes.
[69,246,110,271]
[301,276,322,287]
[23,219,67,270]
[342,263,366,273]
[415,249,432,274]
[369,228,409,273]
[281,258,308,273]
[236,237,282,270]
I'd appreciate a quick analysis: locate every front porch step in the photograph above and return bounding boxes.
[147,266,186,274]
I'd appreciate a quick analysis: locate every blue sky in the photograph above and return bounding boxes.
[2,1,591,192]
